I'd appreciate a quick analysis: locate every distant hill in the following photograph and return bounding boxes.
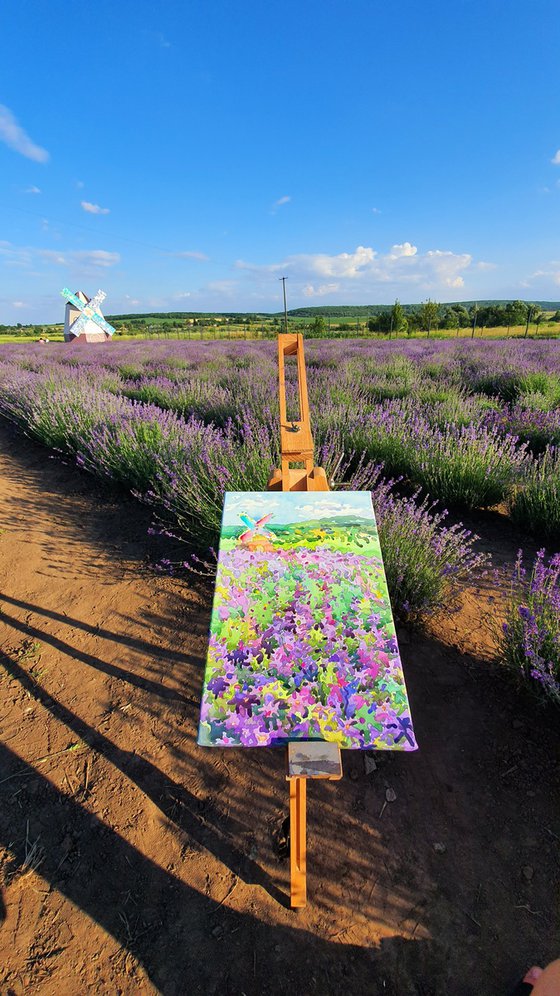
[223,515,373,539]
[105,311,269,321]
[104,300,560,323]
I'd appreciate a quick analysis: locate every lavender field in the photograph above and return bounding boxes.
[0,336,558,699]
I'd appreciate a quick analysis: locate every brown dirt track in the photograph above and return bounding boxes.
[0,420,558,996]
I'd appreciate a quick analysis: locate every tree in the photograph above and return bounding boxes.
[420,299,440,337]
[531,305,544,335]
[450,304,470,328]
[407,310,421,333]
[377,310,394,334]
[503,300,528,328]
[390,299,407,336]
[368,312,392,335]
[308,315,326,337]
[524,304,543,338]
[442,308,459,331]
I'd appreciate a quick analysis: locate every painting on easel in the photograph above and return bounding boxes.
[198,491,417,751]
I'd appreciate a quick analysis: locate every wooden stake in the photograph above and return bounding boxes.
[288,775,307,908]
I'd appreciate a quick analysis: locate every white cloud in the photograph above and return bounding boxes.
[298,500,361,516]
[11,300,26,308]
[0,243,120,273]
[227,495,281,510]
[39,250,67,265]
[303,282,340,297]
[81,201,110,215]
[371,207,382,214]
[75,180,85,189]
[271,195,291,213]
[25,185,41,194]
[0,242,32,267]
[525,266,560,286]
[476,261,497,271]
[172,250,209,261]
[388,242,417,259]
[72,249,120,268]
[0,105,49,163]
[551,150,560,165]
[236,242,473,296]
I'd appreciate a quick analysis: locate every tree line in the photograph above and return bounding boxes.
[364,300,560,336]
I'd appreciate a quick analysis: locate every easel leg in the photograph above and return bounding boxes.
[289,776,307,908]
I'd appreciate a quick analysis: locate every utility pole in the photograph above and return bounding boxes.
[280,277,288,333]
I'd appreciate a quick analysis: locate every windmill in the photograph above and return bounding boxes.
[238,512,275,550]
[61,287,116,343]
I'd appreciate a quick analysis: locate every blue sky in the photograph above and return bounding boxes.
[1,0,559,324]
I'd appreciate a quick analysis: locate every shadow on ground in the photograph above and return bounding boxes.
[0,418,559,996]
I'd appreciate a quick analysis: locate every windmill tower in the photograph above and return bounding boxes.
[62,288,116,343]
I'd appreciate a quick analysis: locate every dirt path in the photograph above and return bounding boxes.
[0,421,558,996]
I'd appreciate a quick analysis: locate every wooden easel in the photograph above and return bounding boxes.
[267,333,329,494]
[268,332,342,908]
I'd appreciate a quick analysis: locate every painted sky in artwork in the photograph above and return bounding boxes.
[1,0,560,323]
[221,491,373,529]
[199,491,417,750]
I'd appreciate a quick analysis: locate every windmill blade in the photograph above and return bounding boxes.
[61,287,86,310]
[68,313,90,336]
[89,311,116,336]
[84,289,106,313]
[62,287,105,315]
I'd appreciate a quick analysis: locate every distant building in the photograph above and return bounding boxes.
[63,289,115,343]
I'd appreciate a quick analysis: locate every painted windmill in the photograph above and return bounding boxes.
[239,512,275,551]
[61,287,116,343]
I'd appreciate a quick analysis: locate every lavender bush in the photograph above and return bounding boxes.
[484,403,560,453]
[500,550,560,705]
[347,405,527,508]
[509,446,560,539]
[368,473,489,616]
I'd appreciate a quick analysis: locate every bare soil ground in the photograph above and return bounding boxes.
[0,420,558,996]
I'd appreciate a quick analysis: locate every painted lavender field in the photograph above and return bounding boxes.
[198,491,417,749]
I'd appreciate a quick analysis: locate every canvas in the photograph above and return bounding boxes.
[198,491,417,751]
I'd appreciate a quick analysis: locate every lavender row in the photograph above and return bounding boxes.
[0,363,486,618]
